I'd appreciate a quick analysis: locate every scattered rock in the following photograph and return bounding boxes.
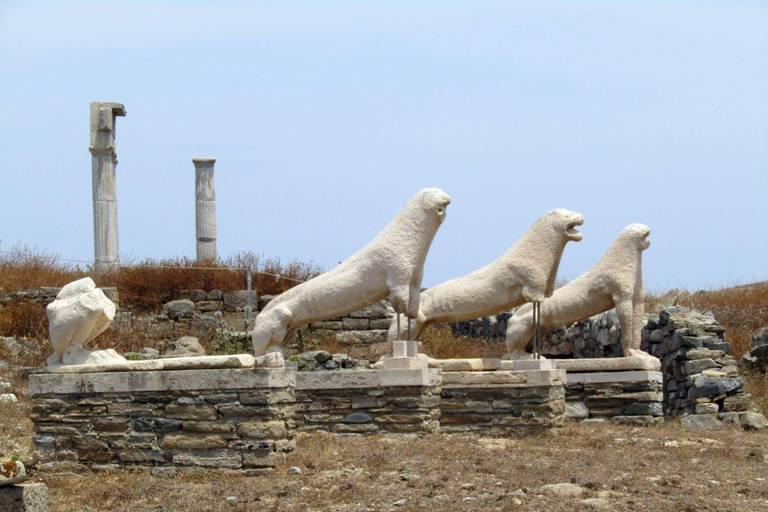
[566,402,590,419]
[163,336,205,357]
[393,498,407,506]
[163,300,196,321]
[287,467,302,475]
[0,460,26,486]
[740,411,767,430]
[680,414,725,431]
[581,498,610,508]
[540,483,584,497]
[0,394,18,403]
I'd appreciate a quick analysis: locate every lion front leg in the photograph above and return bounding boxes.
[504,304,535,359]
[251,305,293,356]
[613,296,637,357]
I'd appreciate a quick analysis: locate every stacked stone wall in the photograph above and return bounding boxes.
[565,371,663,425]
[29,369,295,474]
[439,371,566,435]
[294,371,442,434]
[648,307,748,427]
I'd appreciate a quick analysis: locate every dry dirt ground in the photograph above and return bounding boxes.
[4,397,768,512]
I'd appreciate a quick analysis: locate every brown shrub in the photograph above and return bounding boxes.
[420,324,506,359]
[0,245,323,311]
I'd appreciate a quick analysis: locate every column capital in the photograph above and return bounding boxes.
[89,102,126,152]
[193,158,216,167]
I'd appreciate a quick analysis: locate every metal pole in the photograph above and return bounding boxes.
[407,316,414,357]
[246,265,253,323]
[396,305,401,341]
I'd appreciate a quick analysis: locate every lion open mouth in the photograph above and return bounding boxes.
[566,217,584,241]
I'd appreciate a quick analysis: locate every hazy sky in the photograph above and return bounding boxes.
[1,0,766,291]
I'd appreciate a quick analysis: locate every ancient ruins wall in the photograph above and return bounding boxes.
[29,368,295,473]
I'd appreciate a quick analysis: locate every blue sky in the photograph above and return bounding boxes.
[0,0,766,291]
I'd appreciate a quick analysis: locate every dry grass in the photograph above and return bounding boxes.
[11,421,768,511]
[419,325,506,360]
[0,244,322,310]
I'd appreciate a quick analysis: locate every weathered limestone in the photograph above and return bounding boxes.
[252,188,451,355]
[506,224,652,361]
[29,368,295,472]
[389,208,584,345]
[439,370,566,435]
[43,353,281,374]
[193,158,217,261]
[555,356,660,373]
[0,461,26,486]
[89,102,125,270]
[0,483,49,512]
[46,278,120,367]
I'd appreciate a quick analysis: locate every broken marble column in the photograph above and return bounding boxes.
[194,158,217,261]
[89,102,126,270]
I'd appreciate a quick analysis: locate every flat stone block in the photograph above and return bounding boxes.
[0,483,49,512]
[504,359,556,371]
[296,369,441,391]
[565,371,663,385]
[427,358,501,371]
[30,368,295,396]
[442,369,564,388]
[47,354,258,374]
[555,356,660,373]
[379,357,429,370]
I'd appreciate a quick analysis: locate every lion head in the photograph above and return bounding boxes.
[624,223,651,251]
[415,188,451,224]
[544,208,585,242]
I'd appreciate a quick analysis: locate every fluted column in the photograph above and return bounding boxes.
[194,158,217,261]
[89,102,126,270]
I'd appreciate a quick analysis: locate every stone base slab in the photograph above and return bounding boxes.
[426,358,501,371]
[44,353,283,375]
[30,368,294,396]
[555,355,660,373]
[499,359,556,371]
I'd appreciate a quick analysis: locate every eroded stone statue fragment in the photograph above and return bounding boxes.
[46,277,123,367]
[388,208,584,345]
[505,223,652,360]
[252,188,451,356]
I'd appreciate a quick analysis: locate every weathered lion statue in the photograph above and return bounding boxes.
[505,223,651,360]
[46,277,123,367]
[387,208,584,345]
[252,188,451,356]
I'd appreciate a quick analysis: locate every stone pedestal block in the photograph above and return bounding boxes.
[0,483,49,512]
[565,370,663,425]
[295,369,442,434]
[439,369,566,435]
[29,368,295,473]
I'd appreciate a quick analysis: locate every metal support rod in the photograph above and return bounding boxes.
[532,302,542,360]
[246,265,253,323]
[396,305,401,341]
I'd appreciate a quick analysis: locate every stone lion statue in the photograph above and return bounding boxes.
[47,277,123,367]
[252,188,451,356]
[388,208,584,345]
[505,223,651,360]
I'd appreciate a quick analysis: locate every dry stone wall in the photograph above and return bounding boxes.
[29,369,295,474]
[440,370,566,435]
